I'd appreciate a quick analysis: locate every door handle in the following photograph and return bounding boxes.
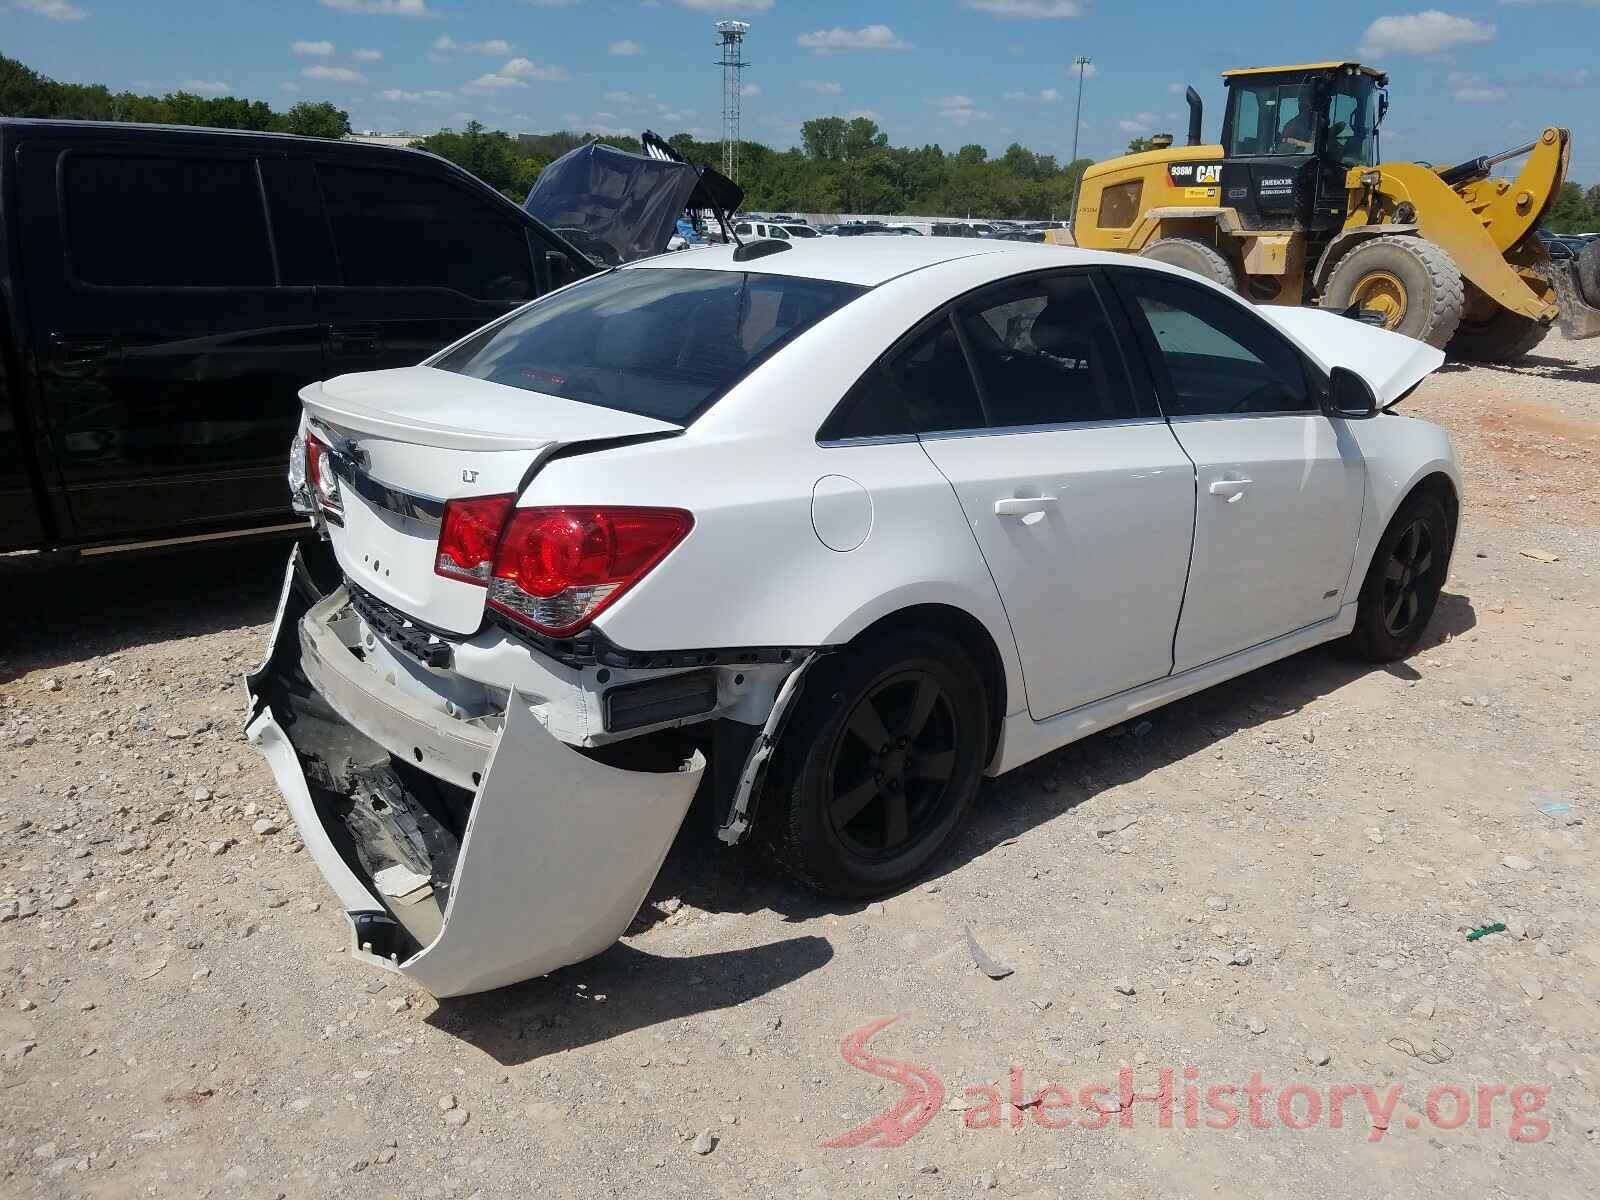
[325,323,385,356]
[48,334,116,372]
[1207,478,1252,503]
[994,495,1059,518]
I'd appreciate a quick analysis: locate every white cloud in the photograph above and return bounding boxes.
[934,94,992,125]
[1447,71,1506,102]
[181,79,232,96]
[302,65,367,84]
[1118,112,1161,133]
[467,73,527,90]
[1358,11,1495,57]
[741,82,761,97]
[1038,87,1060,101]
[798,24,912,54]
[1166,81,1187,94]
[319,0,434,13]
[279,81,302,93]
[292,40,335,56]
[676,0,772,10]
[1003,90,1025,101]
[608,39,642,55]
[352,48,383,61]
[17,0,86,19]
[433,36,513,55]
[603,90,642,106]
[500,57,569,81]
[380,87,453,102]
[962,0,1084,16]
[801,80,843,94]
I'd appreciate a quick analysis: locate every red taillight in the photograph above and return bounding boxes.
[435,493,517,585]
[304,433,342,517]
[486,506,693,637]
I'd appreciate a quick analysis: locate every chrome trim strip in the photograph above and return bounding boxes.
[327,450,447,527]
[918,415,1166,440]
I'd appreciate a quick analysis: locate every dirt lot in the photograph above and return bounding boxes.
[3,335,1598,1200]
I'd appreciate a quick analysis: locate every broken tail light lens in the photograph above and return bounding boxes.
[304,433,343,520]
[435,493,517,585]
[487,507,694,637]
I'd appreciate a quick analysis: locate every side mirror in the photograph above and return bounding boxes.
[1329,365,1379,419]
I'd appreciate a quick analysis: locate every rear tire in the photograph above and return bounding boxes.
[1348,489,1453,663]
[765,629,989,900]
[1323,235,1464,349]
[1138,237,1240,291]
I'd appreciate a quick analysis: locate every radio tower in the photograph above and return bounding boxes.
[716,20,750,181]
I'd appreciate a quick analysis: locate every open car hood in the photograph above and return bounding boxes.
[1259,306,1445,407]
[523,132,743,267]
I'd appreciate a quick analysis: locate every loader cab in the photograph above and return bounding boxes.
[1218,62,1387,234]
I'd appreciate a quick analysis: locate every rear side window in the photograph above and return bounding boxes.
[820,316,986,439]
[955,273,1148,426]
[317,163,533,302]
[433,268,865,424]
[1114,270,1312,416]
[62,153,273,287]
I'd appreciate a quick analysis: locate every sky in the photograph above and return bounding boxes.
[6,0,1600,182]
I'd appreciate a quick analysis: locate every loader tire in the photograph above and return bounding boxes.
[1447,308,1550,363]
[1138,237,1240,291]
[1323,235,1464,349]
[1578,241,1600,311]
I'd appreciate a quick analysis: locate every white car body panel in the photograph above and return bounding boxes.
[916,422,1195,718]
[1166,413,1366,672]
[247,238,1461,995]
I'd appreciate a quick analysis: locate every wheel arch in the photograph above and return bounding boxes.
[1345,456,1462,609]
[838,601,1012,769]
[1312,223,1420,294]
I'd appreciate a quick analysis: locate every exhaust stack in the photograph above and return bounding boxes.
[1185,87,1204,147]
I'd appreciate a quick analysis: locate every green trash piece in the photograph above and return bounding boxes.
[1466,922,1507,942]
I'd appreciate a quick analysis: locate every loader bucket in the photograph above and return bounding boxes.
[1546,258,1600,341]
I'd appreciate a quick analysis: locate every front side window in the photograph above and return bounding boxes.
[1228,78,1319,157]
[63,153,273,287]
[955,274,1147,426]
[1327,74,1379,168]
[1113,270,1312,416]
[435,268,865,424]
[318,163,533,302]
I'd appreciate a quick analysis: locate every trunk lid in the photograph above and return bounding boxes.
[302,366,681,635]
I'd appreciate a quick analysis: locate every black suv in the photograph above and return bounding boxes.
[0,119,591,555]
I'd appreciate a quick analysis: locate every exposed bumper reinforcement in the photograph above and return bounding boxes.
[244,548,706,998]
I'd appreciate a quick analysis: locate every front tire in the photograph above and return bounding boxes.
[765,629,990,899]
[1323,235,1464,349]
[1348,490,1453,662]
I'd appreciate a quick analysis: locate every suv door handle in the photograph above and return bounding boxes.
[325,323,385,356]
[1208,478,1252,503]
[48,334,116,372]
[994,496,1059,518]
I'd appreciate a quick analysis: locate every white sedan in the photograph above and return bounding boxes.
[247,238,1459,996]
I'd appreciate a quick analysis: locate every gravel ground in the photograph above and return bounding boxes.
[3,335,1598,1199]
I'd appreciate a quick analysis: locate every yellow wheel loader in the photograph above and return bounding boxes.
[1057,62,1600,362]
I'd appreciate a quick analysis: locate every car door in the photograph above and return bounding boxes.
[831,269,1197,719]
[13,139,323,540]
[1109,267,1366,672]
[311,159,543,374]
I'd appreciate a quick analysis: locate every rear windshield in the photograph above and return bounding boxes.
[434,267,866,423]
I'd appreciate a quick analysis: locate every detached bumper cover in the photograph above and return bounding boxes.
[244,548,705,997]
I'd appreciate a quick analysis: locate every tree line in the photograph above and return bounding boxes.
[4,53,1598,229]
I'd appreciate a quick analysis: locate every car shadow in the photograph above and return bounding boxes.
[645,591,1477,927]
[0,534,312,683]
[424,936,834,1066]
[1438,351,1600,385]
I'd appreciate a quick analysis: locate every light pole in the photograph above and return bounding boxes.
[1068,55,1091,232]
[1070,55,1091,166]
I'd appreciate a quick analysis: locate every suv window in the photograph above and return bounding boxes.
[1114,270,1313,416]
[955,273,1147,426]
[317,163,534,301]
[62,153,273,287]
[433,267,864,424]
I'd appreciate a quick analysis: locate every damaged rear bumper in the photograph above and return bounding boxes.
[243,548,705,997]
